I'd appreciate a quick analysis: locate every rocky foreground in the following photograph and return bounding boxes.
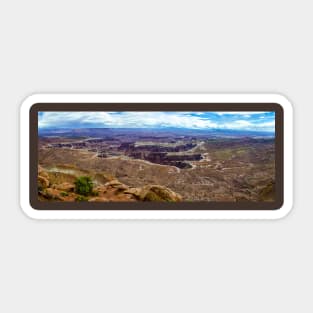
[37,165,182,202]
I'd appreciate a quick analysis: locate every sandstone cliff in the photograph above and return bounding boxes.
[38,165,182,202]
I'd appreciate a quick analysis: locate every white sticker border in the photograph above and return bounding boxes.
[20,93,293,220]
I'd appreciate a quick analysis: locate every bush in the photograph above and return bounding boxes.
[74,176,94,196]
[60,191,69,197]
[144,191,163,201]
[75,195,88,202]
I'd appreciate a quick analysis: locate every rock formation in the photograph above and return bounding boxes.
[37,165,182,202]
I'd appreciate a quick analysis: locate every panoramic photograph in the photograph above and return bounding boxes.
[37,111,276,202]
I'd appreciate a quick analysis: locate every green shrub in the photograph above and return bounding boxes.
[60,191,69,197]
[75,195,88,202]
[144,191,163,201]
[74,176,94,196]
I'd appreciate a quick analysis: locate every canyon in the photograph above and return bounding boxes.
[38,128,275,202]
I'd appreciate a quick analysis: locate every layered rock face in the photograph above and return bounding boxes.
[117,142,202,168]
[37,165,182,202]
[128,151,202,169]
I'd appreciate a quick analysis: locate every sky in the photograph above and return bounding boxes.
[38,111,275,132]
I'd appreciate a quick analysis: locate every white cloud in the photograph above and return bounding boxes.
[216,111,267,115]
[258,121,275,127]
[233,120,253,126]
[38,112,114,128]
[38,111,275,132]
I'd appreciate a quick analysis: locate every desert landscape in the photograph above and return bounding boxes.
[37,112,276,203]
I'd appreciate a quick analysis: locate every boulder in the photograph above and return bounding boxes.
[146,185,182,202]
[38,175,49,189]
[41,188,63,200]
[124,187,142,197]
[105,179,128,190]
[88,197,109,202]
[54,182,75,192]
[125,185,182,202]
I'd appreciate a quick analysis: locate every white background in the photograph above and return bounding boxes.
[0,1,311,312]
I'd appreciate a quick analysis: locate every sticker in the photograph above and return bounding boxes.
[20,94,293,219]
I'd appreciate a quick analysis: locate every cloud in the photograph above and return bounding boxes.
[215,112,267,115]
[234,120,252,126]
[38,111,275,132]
